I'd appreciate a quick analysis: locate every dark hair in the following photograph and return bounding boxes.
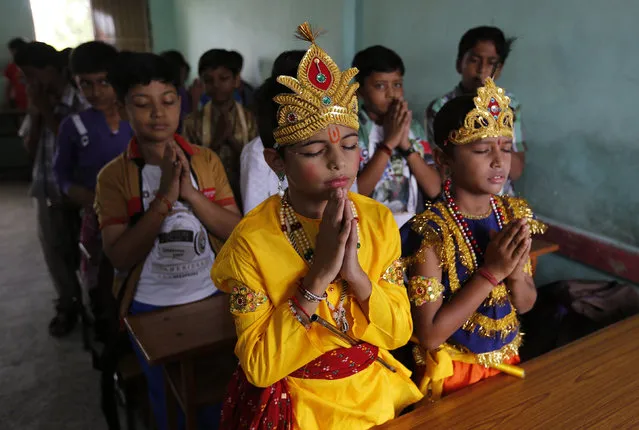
[457,26,516,65]
[161,50,191,77]
[8,37,27,52]
[433,95,476,153]
[70,41,118,75]
[351,45,405,84]
[198,49,241,76]
[14,41,63,70]
[228,50,243,72]
[271,50,305,77]
[108,52,180,102]
[255,78,294,151]
[254,50,304,150]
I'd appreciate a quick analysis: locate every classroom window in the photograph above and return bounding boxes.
[28,0,95,50]
[28,0,151,52]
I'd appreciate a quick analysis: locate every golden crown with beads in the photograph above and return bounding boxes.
[273,22,360,147]
[447,77,514,145]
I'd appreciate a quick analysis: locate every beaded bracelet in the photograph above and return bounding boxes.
[477,268,500,287]
[298,285,327,303]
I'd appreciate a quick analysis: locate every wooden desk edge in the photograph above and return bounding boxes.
[123,314,237,366]
[530,241,560,256]
[377,315,639,429]
[123,315,155,364]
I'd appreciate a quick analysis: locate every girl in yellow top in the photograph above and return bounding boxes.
[210,23,422,430]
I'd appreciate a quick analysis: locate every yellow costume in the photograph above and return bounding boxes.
[211,194,422,429]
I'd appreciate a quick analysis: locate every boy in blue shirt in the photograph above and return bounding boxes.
[54,41,132,297]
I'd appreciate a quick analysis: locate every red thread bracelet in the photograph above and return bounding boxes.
[155,194,173,213]
[477,268,500,287]
[377,143,393,157]
[291,296,311,320]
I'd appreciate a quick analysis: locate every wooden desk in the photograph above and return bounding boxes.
[124,294,237,430]
[530,238,560,273]
[378,315,639,429]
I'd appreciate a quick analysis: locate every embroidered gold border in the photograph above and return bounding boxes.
[408,276,445,306]
[381,259,405,287]
[486,283,510,306]
[462,305,520,340]
[227,280,269,314]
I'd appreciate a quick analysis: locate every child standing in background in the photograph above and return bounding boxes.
[54,41,132,298]
[16,41,89,337]
[183,48,257,211]
[426,26,525,196]
[353,45,440,228]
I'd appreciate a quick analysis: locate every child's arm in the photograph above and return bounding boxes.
[404,153,441,199]
[97,142,182,272]
[336,202,415,350]
[506,240,536,313]
[356,100,407,196]
[410,246,494,350]
[401,111,440,199]
[411,221,529,350]
[175,144,241,240]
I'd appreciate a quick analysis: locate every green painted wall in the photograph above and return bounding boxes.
[148,0,181,54]
[356,0,639,250]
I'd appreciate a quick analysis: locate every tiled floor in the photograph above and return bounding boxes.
[0,183,107,430]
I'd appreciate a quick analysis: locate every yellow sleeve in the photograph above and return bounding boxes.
[211,231,334,388]
[349,208,413,350]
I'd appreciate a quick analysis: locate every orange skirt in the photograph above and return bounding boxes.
[442,355,521,396]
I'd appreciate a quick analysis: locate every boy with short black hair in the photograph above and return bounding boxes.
[53,41,132,296]
[97,52,241,429]
[426,26,524,195]
[353,45,440,228]
[15,41,89,337]
[183,48,257,211]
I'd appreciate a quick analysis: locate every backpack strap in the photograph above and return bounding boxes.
[71,114,90,147]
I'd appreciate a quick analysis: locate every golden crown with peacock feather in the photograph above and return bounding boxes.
[273,22,360,147]
[447,77,514,145]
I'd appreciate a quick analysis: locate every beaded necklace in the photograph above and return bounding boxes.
[442,179,504,269]
[279,192,360,332]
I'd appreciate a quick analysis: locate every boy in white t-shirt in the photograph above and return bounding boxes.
[353,45,441,227]
[95,52,241,430]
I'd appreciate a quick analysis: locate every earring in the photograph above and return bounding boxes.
[277,173,286,198]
